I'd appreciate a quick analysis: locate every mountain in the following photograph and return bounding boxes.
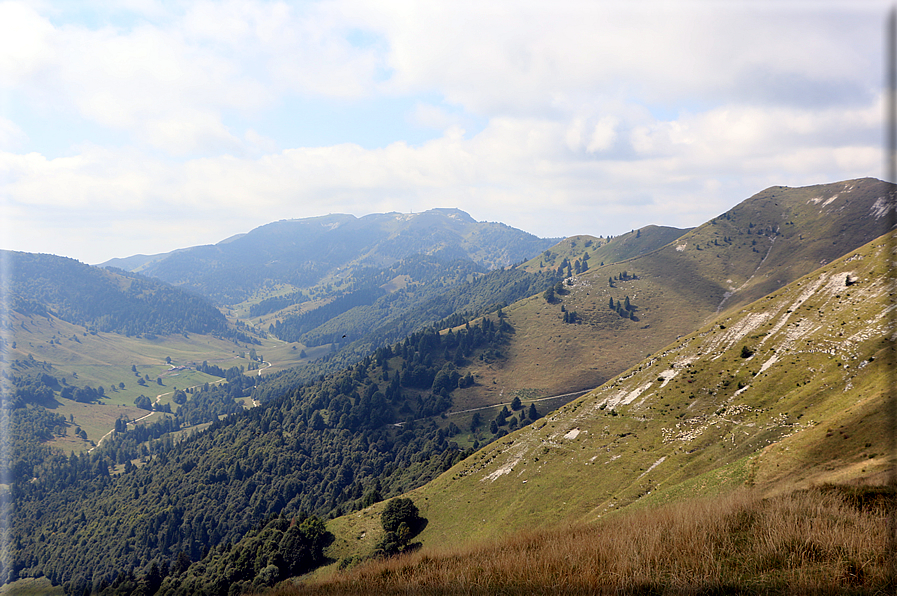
[321,225,895,572]
[6,178,895,595]
[460,177,893,402]
[0,250,274,458]
[104,209,558,305]
[1,251,229,338]
[8,315,521,591]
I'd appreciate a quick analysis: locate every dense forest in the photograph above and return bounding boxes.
[7,316,540,595]
[1,251,244,340]
[268,254,484,344]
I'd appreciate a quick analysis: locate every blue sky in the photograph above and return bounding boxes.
[0,0,890,264]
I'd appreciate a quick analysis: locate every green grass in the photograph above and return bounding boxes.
[289,485,894,595]
[320,225,896,568]
[8,307,311,450]
[452,178,891,425]
[0,577,64,595]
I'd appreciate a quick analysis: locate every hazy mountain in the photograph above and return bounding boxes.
[1,250,228,338]
[103,209,558,305]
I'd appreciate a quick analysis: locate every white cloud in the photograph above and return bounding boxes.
[0,117,27,150]
[409,103,468,132]
[586,117,618,153]
[0,2,56,84]
[360,1,883,114]
[0,0,889,263]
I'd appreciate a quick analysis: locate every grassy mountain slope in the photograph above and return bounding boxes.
[7,179,894,594]
[520,226,690,275]
[358,228,894,552]
[254,263,563,393]
[1,308,266,447]
[467,178,893,401]
[0,251,294,450]
[297,484,892,595]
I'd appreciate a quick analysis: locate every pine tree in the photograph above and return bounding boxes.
[528,403,540,420]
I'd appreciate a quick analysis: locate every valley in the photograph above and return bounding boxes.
[2,179,895,595]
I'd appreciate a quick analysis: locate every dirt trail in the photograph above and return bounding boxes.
[87,371,231,452]
[447,389,590,417]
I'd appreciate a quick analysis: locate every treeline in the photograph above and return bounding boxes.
[270,255,484,345]
[74,512,329,596]
[9,316,515,594]
[247,291,309,317]
[196,362,243,380]
[271,287,387,344]
[4,355,108,408]
[260,264,562,393]
[4,357,60,408]
[153,514,330,596]
[3,251,229,338]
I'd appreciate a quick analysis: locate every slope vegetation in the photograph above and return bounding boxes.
[382,228,894,549]
[473,177,893,399]
[299,486,891,595]
[8,316,533,591]
[520,226,690,275]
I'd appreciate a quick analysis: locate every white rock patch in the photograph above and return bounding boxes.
[482,457,522,482]
[657,369,679,388]
[637,456,666,479]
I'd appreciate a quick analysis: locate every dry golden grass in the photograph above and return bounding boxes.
[272,485,894,595]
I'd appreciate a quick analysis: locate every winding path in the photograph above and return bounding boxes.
[446,389,590,417]
[88,360,275,452]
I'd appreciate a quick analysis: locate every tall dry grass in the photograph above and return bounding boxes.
[271,485,894,595]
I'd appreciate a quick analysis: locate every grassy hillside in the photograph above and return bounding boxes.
[318,227,894,570]
[469,177,893,400]
[295,485,891,595]
[521,226,690,275]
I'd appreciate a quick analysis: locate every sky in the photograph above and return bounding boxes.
[0,0,890,265]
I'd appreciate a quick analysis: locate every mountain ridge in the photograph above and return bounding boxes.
[461,177,893,400]
[101,208,558,305]
[4,177,895,595]
[319,225,894,569]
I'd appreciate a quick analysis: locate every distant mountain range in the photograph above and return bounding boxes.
[101,208,560,305]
